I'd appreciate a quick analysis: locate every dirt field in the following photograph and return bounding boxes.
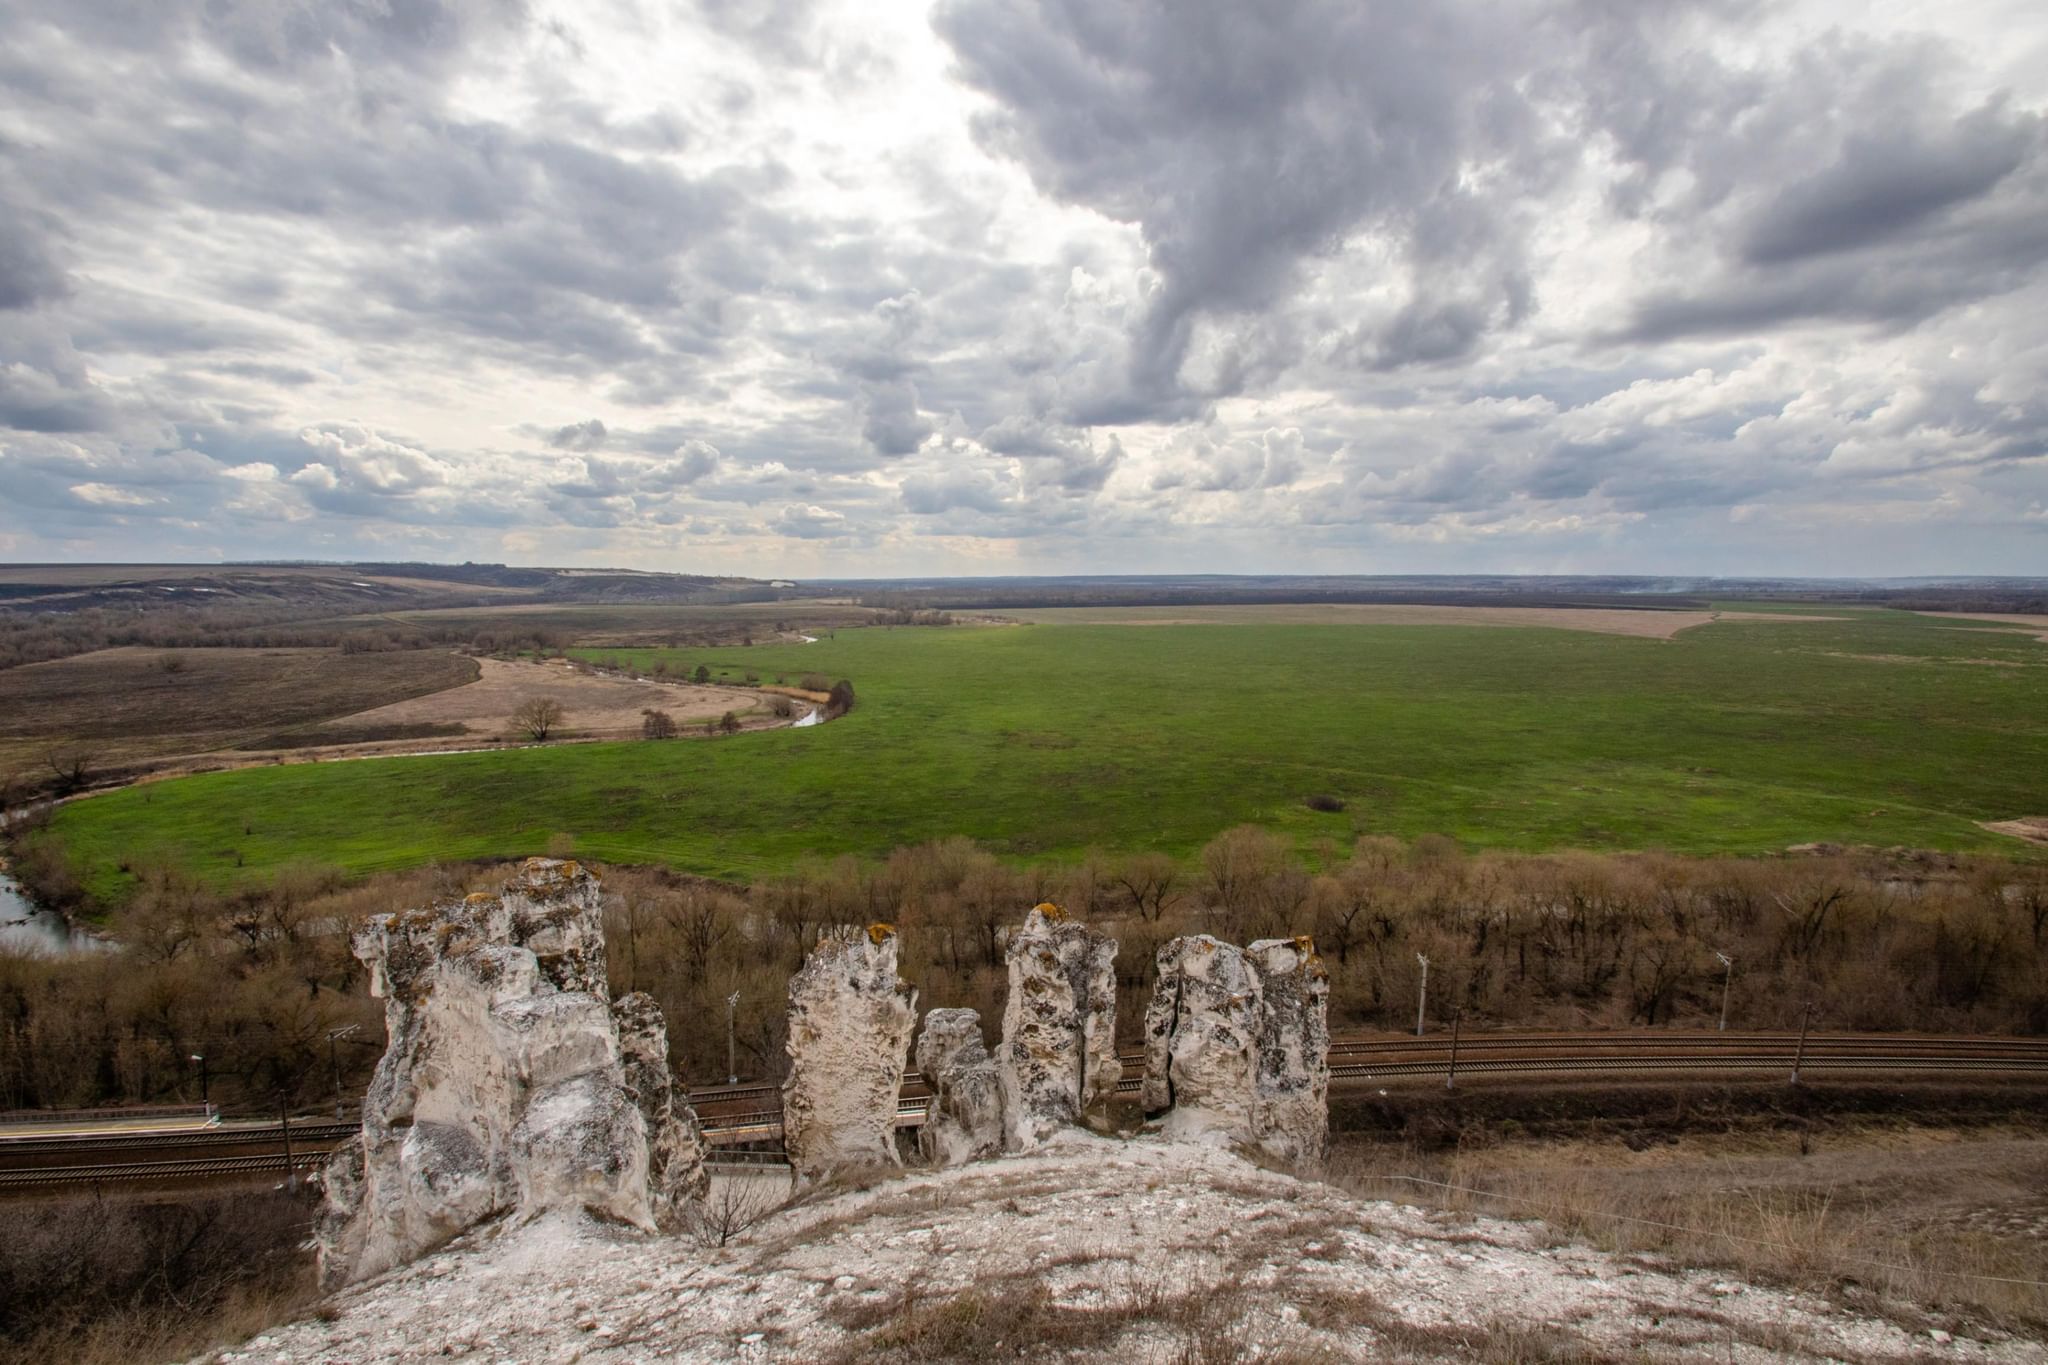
[328,657,777,742]
[1984,817,2048,846]
[0,646,478,778]
[1001,603,1842,638]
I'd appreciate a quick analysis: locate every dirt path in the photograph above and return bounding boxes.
[1917,612,2048,644]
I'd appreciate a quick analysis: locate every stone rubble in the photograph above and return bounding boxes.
[912,1007,1003,1166]
[996,903,1121,1150]
[1143,932,1330,1163]
[315,859,701,1288]
[781,924,918,1181]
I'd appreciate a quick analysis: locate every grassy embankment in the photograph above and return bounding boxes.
[35,608,2048,904]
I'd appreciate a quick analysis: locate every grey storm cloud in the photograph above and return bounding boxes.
[0,0,2044,572]
[548,419,609,451]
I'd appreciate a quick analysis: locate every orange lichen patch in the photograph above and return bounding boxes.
[1033,901,1067,922]
[866,922,896,944]
[1293,934,1318,957]
[465,892,495,904]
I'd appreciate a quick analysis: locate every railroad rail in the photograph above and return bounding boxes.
[6,1030,2043,1188]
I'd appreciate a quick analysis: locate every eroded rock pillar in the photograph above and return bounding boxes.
[315,859,660,1289]
[1142,932,1330,1164]
[781,924,918,1181]
[997,903,1120,1150]
[914,1007,1002,1166]
[614,991,710,1228]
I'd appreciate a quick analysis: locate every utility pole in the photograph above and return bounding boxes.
[1414,954,1429,1036]
[279,1094,295,1191]
[190,1053,209,1113]
[1790,1001,1813,1086]
[1714,952,1733,1033]
[726,991,741,1085]
[1445,1009,1462,1090]
[327,1024,360,1120]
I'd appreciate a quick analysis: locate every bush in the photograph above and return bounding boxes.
[1305,793,1347,813]
[693,664,711,684]
[826,679,856,718]
[800,673,831,692]
[719,711,741,734]
[768,696,796,719]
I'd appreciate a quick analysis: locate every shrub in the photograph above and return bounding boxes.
[1305,793,1347,813]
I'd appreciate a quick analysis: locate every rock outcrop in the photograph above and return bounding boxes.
[996,903,1120,1150]
[781,924,918,1181]
[614,990,711,1226]
[316,859,701,1288]
[1244,936,1331,1164]
[1143,933,1329,1163]
[913,1008,1002,1166]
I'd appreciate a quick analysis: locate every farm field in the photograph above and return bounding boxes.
[34,607,2048,903]
[0,646,479,775]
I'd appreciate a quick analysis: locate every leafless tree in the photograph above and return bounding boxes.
[511,698,566,741]
[641,708,677,739]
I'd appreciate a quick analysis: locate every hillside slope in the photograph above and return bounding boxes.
[215,1133,2034,1363]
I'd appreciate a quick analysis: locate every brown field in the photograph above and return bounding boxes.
[0,646,477,777]
[1001,602,1843,638]
[1984,817,2048,846]
[327,657,777,742]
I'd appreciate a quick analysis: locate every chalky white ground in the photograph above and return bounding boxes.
[220,1133,2036,1363]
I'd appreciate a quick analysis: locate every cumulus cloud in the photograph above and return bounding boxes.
[0,0,2042,572]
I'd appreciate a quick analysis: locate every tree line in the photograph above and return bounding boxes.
[6,832,2039,1116]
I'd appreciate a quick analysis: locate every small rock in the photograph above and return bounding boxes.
[741,1332,766,1345]
[833,1275,857,1290]
[1929,1329,1953,1344]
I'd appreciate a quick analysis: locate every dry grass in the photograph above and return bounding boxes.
[1326,1123,2048,1335]
[318,656,772,743]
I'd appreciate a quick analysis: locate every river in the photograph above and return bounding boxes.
[1,868,105,955]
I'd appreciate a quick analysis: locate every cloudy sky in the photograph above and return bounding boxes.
[2,0,2045,576]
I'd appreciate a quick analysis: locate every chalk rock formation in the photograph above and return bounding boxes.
[913,1008,1002,1166]
[1142,934,1261,1141]
[1143,933,1330,1163]
[316,859,694,1288]
[614,990,710,1225]
[997,903,1121,1150]
[782,925,918,1180]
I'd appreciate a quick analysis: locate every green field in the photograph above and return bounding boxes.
[38,609,2048,902]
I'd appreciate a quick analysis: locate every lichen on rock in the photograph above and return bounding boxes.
[315,858,699,1288]
[781,924,918,1181]
[996,903,1121,1150]
[914,1007,1002,1166]
[1143,932,1330,1163]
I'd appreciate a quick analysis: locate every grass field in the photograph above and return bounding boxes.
[34,608,2048,903]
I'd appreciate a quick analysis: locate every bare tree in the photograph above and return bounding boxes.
[640,708,677,739]
[718,710,741,734]
[511,698,566,741]
[44,746,98,796]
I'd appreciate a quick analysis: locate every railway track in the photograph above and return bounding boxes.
[7,1030,2043,1188]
